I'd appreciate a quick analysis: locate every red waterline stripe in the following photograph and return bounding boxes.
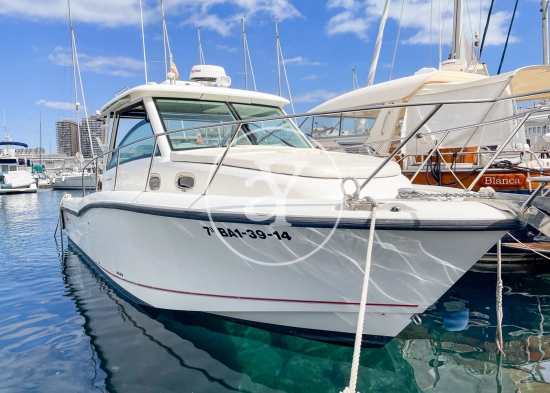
[96,263,418,308]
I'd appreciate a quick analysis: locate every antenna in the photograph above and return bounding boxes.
[197,28,205,65]
[139,0,148,83]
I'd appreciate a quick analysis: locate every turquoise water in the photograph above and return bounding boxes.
[1,190,550,392]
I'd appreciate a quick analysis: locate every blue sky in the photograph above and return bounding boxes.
[0,0,544,153]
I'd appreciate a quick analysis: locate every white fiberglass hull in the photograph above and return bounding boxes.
[0,183,37,194]
[61,192,520,345]
[52,174,95,190]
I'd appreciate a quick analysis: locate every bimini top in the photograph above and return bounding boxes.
[0,141,28,148]
[101,80,290,116]
[310,66,550,113]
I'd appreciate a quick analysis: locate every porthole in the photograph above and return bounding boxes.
[148,174,161,191]
[175,173,195,191]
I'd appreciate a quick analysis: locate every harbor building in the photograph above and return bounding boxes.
[56,120,78,156]
[80,115,105,158]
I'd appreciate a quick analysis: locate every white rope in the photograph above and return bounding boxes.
[496,239,505,357]
[341,199,379,393]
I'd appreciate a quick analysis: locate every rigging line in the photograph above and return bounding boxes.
[478,0,482,40]
[441,0,452,59]
[389,0,406,80]
[73,35,95,158]
[278,41,295,114]
[245,35,257,91]
[497,0,519,75]
[479,0,495,61]
[465,0,474,53]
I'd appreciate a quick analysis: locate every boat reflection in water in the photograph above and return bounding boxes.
[399,271,550,392]
[63,245,550,392]
[62,246,419,393]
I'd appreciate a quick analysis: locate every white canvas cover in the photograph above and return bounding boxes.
[403,76,516,154]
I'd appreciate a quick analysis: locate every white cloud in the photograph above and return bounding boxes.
[0,0,153,28]
[302,74,319,80]
[325,0,517,47]
[0,0,301,34]
[165,0,302,36]
[216,44,239,53]
[284,56,322,66]
[36,100,74,110]
[48,47,143,78]
[294,89,341,103]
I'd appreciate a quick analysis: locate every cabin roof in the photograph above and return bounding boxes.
[309,66,550,113]
[101,81,290,115]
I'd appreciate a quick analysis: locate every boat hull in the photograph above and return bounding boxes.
[52,175,96,190]
[61,199,512,343]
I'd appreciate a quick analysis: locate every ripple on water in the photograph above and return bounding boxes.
[2,190,550,392]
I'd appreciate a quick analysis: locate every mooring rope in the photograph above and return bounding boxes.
[495,240,505,357]
[341,198,379,393]
[505,232,550,262]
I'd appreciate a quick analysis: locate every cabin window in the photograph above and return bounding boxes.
[108,103,159,169]
[310,116,341,138]
[231,103,310,148]
[341,110,379,136]
[156,99,238,150]
[155,99,310,150]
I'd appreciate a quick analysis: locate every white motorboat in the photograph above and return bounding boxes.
[51,170,96,190]
[59,66,524,346]
[0,141,37,195]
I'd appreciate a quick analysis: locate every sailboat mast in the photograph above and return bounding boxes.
[543,0,549,65]
[139,0,148,83]
[3,109,7,140]
[275,19,281,97]
[242,17,248,90]
[39,112,42,166]
[450,0,463,59]
[367,0,391,86]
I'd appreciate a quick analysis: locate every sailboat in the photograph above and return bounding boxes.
[305,0,550,194]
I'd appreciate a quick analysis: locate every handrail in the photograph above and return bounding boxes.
[81,87,550,197]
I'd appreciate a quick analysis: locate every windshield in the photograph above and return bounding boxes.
[155,99,310,150]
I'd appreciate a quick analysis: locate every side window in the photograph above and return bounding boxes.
[108,104,158,169]
[311,115,341,138]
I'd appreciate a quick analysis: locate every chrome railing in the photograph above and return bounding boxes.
[82,87,550,197]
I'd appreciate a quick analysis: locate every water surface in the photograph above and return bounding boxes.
[1,190,550,392]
